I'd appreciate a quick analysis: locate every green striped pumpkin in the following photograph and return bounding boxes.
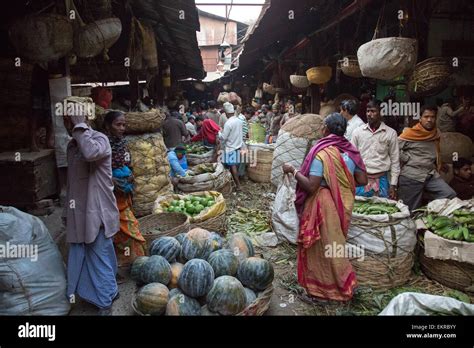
[134,283,169,315]
[140,255,172,285]
[206,276,247,315]
[227,233,254,262]
[166,294,201,316]
[130,256,149,283]
[243,287,257,306]
[207,249,239,277]
[149,236,181,263]
[209,232,225,251]
[237,257,274,291]
[181,228,213,261]
[178,259,214,298]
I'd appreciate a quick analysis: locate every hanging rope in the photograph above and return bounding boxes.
[372,0,387,40]
[221,0,234,45]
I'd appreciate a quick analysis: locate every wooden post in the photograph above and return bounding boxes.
[310,85,320,114]
[130,70,139,108]
[156,64,164,106]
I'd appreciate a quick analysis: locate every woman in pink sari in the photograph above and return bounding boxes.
[283,113,367,302]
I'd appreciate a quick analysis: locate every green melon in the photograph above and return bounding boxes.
[166,294,201,316]
[178,259,214,298]
[140,255,172,285]
[237,257,274,291]
[207,249,239,277]
[134,283,169,315]
[206,276,247,316]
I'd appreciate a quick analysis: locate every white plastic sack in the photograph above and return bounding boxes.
[357,37,418,80]
[426,197,473,216]
[187,149,215,166]
[0,206,70,315]
[271,130,315,189]
[379,292,474,315]
[272,174,299,244]
[347,196,416,256]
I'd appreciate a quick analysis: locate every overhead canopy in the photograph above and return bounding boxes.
[131,0,205,80]
[0,0,205,82]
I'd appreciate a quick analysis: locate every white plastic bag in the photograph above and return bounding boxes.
[379,292,474,316]
[272,174,299,244]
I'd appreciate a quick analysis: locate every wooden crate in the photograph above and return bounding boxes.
[0,150,58,206]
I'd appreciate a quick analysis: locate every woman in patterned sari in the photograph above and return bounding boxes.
[104,111,147,270]
[283,113,367,302]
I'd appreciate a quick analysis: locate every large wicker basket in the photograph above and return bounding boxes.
[418,243,474,294]
[138,212,190,245]
[338,56,362,78]
[248,148,274,183]
[290,75,310,89]
[190,213,227,236]
[237,284,274,316]
[124,109,166,134]
[408,57,452,97]
[350,252,414,290]
[132,284,274,316]
[306,66,332,84]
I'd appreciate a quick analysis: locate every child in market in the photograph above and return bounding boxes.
[450,158,474,200]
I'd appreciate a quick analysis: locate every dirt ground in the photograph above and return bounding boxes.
[40,179,472,316]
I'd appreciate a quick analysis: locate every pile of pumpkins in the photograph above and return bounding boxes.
[130,228,274,316]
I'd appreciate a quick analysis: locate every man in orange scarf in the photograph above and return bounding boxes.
[397,106,456,211]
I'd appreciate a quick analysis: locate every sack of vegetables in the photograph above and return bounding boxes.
[347,196,416,257]
[153,191,227,234]
[177,163,232,195]
[185,143,215,166]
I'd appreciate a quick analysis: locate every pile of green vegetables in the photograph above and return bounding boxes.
[166,195,216,217]
[184,143,209,155]
[425,209,474,242]
[228,207,271,236]
[353,201,400,215]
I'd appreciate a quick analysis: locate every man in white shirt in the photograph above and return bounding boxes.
[340,99,364,141]
[351,100,400,200]
[219,102,243,191]
[185,115,197,136]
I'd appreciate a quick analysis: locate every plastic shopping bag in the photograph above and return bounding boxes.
[272,174,299,244]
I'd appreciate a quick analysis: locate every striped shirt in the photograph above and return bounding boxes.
[238,114,249,140]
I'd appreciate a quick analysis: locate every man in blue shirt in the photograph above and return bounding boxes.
[167,145,189,179]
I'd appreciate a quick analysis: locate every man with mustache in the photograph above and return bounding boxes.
[398,105,456,211]
[351,100,400,200]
